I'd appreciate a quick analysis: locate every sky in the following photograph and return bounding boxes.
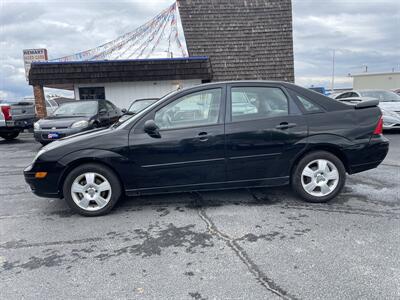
[0,0,399,99]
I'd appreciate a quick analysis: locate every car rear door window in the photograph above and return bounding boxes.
[155,88,222,130]
[230,87,289,122]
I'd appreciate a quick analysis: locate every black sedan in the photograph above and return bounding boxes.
[24,81,389,216]
[33,99,121,145]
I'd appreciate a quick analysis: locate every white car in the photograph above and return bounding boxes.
[334,90,400,130]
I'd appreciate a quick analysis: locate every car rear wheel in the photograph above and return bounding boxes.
[63,163,122,216]
[1,131,19,140]
[292,151,346,203]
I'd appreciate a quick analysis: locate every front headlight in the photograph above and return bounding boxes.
[71,120,89,128]
[34,122,40,130]
[381,109,400,118]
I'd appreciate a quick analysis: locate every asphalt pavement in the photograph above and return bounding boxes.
[0,132,399,299]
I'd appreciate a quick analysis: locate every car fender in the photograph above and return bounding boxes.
[57,148,132,192]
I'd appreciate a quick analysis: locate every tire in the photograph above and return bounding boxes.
[63,163,122,216]
[292,151,346,203]
[1,131,19,140]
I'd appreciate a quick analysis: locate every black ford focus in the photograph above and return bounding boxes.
[24,81,389,216]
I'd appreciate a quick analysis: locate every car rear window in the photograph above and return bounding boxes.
[294,94,323,113]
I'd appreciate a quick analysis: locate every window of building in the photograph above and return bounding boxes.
[79,87,105,100]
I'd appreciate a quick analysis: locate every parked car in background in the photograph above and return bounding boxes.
[0,99,35,140]
[34,99,121,145]
[309,86,329,96]
[337,96,400,131]
[118,98,159,123]
[24,96,59,116]
[24,81,388,216]
[393,88,400,95]
[334,90,400,130]
[128,98,159,114]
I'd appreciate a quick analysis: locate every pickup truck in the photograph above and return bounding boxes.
[0,100,36,140]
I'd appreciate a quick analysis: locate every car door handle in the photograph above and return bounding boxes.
[276,122,297,130]
[198,132,209,141]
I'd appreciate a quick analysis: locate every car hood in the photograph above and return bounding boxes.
[38,116,90,128]
[379,102,400,112]
[43,127,111,150]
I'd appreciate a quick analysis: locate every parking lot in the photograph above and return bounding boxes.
[0,132,399,299]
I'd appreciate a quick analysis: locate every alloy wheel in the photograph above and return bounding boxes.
[70,172,112,211]
[301,159,339,197]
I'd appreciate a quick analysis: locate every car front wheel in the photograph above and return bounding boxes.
[292,151,346,203]
[63,163,122,216]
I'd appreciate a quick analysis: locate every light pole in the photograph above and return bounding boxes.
[331,49,335,92]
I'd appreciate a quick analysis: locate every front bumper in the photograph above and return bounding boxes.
[383,124,400,130]
[383,115,400,130]
[24,163,64,198]
[34,127,88,143]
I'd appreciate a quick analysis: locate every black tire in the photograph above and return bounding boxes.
[40,141,49,146]
[63,163,122,216]
[292,151,346,203]
[1,131,19,140]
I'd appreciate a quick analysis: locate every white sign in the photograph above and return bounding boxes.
[23,49,48,80]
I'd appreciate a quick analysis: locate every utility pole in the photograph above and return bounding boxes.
[331,49,335,92]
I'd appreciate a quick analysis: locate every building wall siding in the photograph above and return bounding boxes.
[74,79,202,109]
[353,73,400,90]
[178,0,294,82]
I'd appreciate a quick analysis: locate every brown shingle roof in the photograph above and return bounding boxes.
[178,0,294,82]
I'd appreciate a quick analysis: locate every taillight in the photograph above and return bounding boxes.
[373,116,383,135]
[1,105,12,121]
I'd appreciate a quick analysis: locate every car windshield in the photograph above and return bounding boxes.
[359,90,400,102]
[129,99,158,114]
[53,101,98,116]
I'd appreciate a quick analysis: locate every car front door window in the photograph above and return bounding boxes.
[154,89,222,130]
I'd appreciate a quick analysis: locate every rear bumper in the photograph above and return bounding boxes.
[348,135,389,174]
[0,119,34,133]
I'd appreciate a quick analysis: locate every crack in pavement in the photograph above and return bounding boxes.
[191,192,297,300]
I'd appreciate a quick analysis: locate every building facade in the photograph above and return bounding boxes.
[29,0,294,117]
[352,72,400,90]
[29,57,212,116]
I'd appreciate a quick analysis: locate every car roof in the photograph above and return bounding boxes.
[172,80,350,112]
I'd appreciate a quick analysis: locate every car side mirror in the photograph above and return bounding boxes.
[99,108,107,115]
[144,119,160,138]
[121,108,127,114]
